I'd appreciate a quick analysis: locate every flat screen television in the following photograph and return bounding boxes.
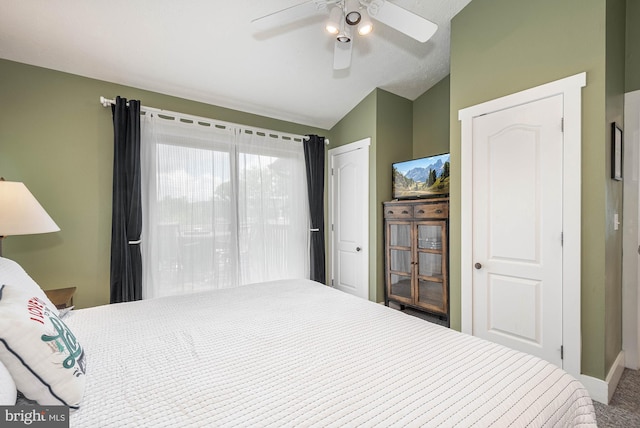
[392,153,450,199]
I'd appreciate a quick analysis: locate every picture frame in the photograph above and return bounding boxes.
[612,123,623,181]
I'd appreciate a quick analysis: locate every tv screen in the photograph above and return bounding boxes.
[392,153,450,199]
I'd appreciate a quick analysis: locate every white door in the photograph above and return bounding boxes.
[329,139,370,299]
[472,95,564,367]
[623,89,640,370]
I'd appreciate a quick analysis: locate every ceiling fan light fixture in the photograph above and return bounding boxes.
[336,23,352,43]
[325,6,342,34]
[357,10,373,35]
[344,0,361,25]
[345,11,361,25]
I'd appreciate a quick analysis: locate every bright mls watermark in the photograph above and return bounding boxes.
[1,406,68,427]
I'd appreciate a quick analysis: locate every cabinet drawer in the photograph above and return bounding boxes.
[384,205,413,219]
[414,203,448,219]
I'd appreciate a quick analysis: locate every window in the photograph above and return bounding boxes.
[141,114,309,298]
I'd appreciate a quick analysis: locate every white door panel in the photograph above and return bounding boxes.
[486,128,539,262]
[330,139,370,299]
[488,274,541,343]
[472,95,563,367]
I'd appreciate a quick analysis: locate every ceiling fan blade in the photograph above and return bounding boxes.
[333,40,352,70]
[251,1,328,32]
[367,0,438,43]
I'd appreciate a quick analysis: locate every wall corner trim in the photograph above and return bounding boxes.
[580,350,625,404]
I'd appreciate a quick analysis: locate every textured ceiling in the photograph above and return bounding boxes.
[0,0,472,129]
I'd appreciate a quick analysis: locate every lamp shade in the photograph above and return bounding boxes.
[0,181,60,237]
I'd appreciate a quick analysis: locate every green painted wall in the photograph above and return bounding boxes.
[626,0,640,92]
[329,91,377,149]
[450,0,623,380]
[375,90,413,300]
[0,59,327,309]
[327,90,378,300]
[328,88,412,302]
[604,0,626,375]
[413,75,451,158]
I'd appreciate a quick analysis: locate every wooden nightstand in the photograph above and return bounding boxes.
[44,287,77,309]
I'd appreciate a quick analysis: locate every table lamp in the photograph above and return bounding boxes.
[0,178,60,257]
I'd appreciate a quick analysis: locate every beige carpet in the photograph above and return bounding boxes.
[594,368,640,427]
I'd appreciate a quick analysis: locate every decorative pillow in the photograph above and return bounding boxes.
[0,257,59,316]
[0,284,86,408]
[0,359,17,405]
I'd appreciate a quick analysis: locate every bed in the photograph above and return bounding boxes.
[0,259,596,427]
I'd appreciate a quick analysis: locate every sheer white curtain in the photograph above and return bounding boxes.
[235,130,310,285]
[140,113,309,299]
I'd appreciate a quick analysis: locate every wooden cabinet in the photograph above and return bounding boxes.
[384,199,449,323]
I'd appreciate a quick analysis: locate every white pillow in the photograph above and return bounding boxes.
[0,257,59,316]
[0,359,17,405]
[0,284,86,408]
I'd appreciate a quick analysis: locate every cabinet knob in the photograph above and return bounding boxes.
[435,209,443,214]
[474,262,482,270]
[356,246,362,252]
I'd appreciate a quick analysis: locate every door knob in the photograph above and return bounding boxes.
[356,247,362,252]
[474,262,482,270]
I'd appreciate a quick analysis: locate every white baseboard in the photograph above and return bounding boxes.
[580,351,625,404]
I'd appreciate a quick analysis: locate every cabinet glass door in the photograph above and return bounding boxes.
[417,279,445,313]
[389,223,411,247]
[418,252,442,278]
[389,273,412,300]
[415,222,447,313]
[390,249,411,272]
[417,224,442,251]
[387,222,412,303]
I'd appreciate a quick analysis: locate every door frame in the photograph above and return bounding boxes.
[459,73,585,386]
[623,90,640,370]
[328,138,371,299]
[468,94,565,367]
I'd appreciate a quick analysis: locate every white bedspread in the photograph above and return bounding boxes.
[66,279,596,427]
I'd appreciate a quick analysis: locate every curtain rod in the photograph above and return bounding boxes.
[99,96,329,145]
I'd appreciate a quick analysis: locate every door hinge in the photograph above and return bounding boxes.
[331,167,334,175]
[331,279,334,287]
[331,224,334,232]
[561,345,564,360]
[560,232,563,246]
[561,117,564,132]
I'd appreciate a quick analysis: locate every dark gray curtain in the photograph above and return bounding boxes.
[110,96,142,303]
[303,135,326,284]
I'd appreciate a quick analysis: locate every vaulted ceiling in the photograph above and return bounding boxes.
[0,0,472,129]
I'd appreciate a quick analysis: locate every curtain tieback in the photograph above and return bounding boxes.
[128,239,142,245]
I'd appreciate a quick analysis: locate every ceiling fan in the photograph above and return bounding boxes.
[251,0,438,70]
